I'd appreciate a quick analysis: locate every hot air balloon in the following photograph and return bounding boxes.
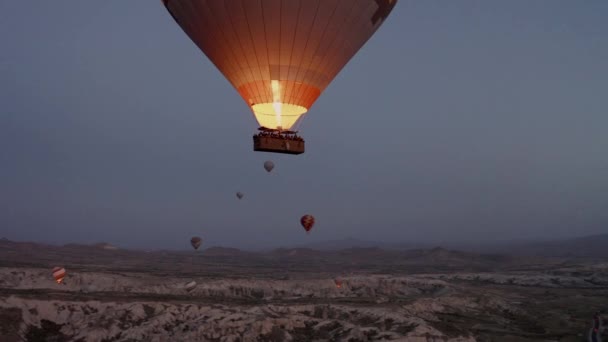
[162,0,398,155]
[263,160,275,173]
[190,236,202,250]
[184,280,197,292]
[334,278,343,289]
[236,192,244,199]
[300,215,315,233]
[52,267,66,284]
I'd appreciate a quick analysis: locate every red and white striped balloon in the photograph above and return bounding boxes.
[52,267,66,284]
[300,215,315,233]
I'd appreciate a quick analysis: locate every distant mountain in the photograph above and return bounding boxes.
[270,248,318,257]
[287,234,608,258]
[94,243,119,250]
[1,233,605,271]
[60,242,120,251]
[0,238,564,275]
[292,238,428,251]
[454,234,608,258]
[203,246,248,257]
[291,238,384,250]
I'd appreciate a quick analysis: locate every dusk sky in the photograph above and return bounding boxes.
[1,1,607,250]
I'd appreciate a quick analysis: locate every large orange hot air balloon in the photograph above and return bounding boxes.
[52,267,66,284]
[162,0,397,154]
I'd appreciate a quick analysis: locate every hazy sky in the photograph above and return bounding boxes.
[1,1,607,250]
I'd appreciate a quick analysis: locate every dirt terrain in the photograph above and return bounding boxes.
[0,239,606,341]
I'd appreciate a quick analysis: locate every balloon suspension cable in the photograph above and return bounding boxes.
[291,113,307,133]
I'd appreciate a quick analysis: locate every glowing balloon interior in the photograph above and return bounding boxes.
[162,0,397,153]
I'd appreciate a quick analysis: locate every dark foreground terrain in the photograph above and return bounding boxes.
[0,238,606,341]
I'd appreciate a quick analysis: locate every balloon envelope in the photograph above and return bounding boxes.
[263,161,274,172]
[300,215,315,233]
[185,280,197,292]
[162,0,397,130]
[334,278,343,288]
[52,267,66,284]
[190,236,202,250]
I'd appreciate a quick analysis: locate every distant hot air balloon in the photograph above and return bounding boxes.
[190,236,202,250]
[300,215,315,233]
[52,267,66,284]
[184,280,197,293]
[263,161,275,173]
[162,0,398,155]
[236,192,244,199]
[334,278,343,289]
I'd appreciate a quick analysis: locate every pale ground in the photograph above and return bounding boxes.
[0,241,606,341]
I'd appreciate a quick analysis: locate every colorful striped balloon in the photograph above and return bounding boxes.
[52,267,66,284]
